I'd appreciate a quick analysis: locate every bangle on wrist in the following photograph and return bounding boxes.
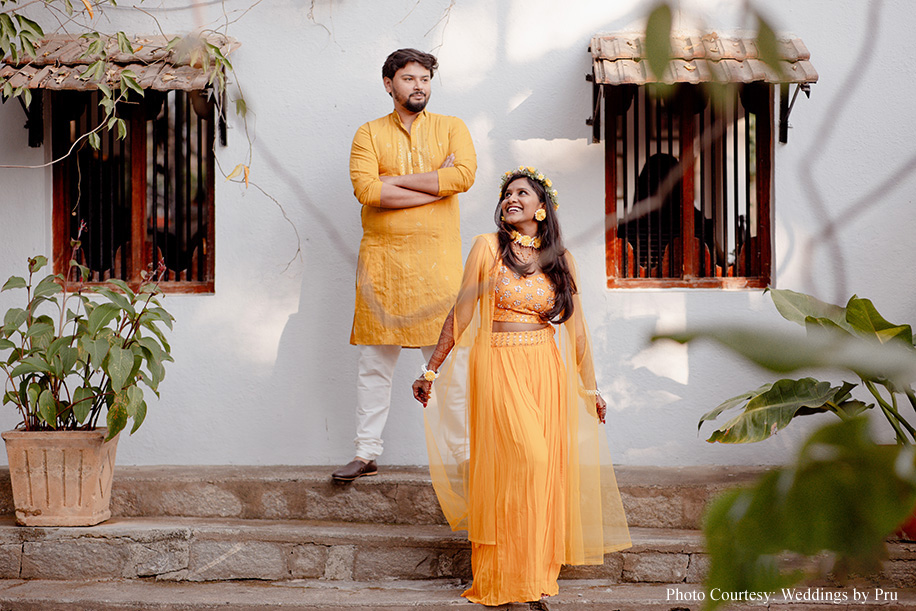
[421,363,439,383]
[583,388,601,397]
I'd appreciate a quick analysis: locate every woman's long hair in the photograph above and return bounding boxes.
[494,172,577,324]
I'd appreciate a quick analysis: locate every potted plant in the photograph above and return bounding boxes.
[0,235,173,526]
[654,287,916,536]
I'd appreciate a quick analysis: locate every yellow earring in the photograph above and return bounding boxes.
[534,208,546,221]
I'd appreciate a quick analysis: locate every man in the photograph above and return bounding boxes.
[333,48,476,481]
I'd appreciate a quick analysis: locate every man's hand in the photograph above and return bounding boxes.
[596,395,607,424]
[440,153,454,168]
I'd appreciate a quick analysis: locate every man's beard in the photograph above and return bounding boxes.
[401,92,428,113]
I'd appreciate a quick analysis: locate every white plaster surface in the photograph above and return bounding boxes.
[0,0,913,465]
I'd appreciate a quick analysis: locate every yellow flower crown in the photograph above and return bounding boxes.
[500,166,559,210]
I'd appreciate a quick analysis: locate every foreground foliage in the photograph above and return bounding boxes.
[702,417,916,610]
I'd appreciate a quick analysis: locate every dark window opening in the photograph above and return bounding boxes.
[604,83,773,289]
[51,89,215,292]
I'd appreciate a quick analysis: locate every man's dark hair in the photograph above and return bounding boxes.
[382,48,438,80]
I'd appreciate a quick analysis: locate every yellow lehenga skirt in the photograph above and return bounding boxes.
[424,233,632,608]
[462,328,567,605]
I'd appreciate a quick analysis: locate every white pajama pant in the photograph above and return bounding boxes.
[355,344,468,462]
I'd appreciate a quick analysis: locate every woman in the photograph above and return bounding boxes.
[413,167,631,608]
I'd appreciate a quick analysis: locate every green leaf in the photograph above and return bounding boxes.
[754,13,786,81]
[81,336,110,369]
[105,345,132,391]
[33,275,62,299]
[88,132,101,150]
[845,295,913,345]
[1,276,26,292]
[645,3,672,81]
[704,378,839,444]
[37,389,58,427]
[768,288,847,328]
[93,286,134,315]
[10,356,53,377]
[3,308,27,334]
[116,31,133,55]
[130,400,147,435]
[106,279,135,300]
[119,70,144,97]
[0,338,15,351]
[72,386,96,423]
[106,400,128,440]
[87,302,120,335]
[234,97,247,118]
[58,346,79,375]
[698,383,772,431]
[28,256,48,274]
[24,322,53,340]
[15,14,44,39]
[116,118,126,140]
[652,324,916,388]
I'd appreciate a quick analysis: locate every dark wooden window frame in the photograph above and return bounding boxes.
[603,83,774,289]
[51,89,216,294]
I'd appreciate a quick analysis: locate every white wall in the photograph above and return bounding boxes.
[1,0,913,466]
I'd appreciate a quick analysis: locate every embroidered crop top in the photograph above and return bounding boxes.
[493,262,556,323]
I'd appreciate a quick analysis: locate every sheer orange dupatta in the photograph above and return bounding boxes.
[423,234,631,562]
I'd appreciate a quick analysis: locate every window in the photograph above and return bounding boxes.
[589,33,817,289]
[604,83,772,288]
[51,89,216,292]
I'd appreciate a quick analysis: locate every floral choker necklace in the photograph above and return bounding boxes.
[511,230,541,249]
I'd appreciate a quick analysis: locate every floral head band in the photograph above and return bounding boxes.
[500,166,559,210]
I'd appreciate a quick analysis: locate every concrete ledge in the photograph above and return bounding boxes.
[102,465,773,528]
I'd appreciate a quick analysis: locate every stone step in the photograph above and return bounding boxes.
[0,580,913,610]
[0,516,706,584]
[96,465,770,528]
[0,516,912,589]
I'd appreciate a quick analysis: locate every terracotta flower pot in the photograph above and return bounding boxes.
[2,429,119,526]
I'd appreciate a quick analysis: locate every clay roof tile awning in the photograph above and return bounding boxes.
[590,33,818,86]
[0,33,240,91]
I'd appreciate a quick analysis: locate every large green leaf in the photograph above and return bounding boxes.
[769,288,846,328]
[845,296,913,346]
[704,378,839,443]
[653,324,916,387]
[105,345,132,391]
[701,417,916,610]
[87,302,120,335]
[699,383,772,431]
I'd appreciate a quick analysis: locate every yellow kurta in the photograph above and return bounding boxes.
[349,110,477,346]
